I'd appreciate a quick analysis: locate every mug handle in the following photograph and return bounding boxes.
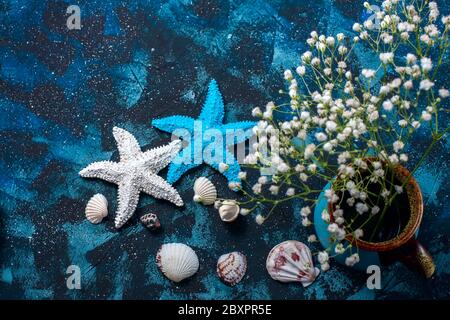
[380,238,435,278]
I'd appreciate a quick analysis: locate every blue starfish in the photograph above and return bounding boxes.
[152,80,256,187]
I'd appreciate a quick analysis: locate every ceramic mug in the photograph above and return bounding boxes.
[314,164,435,278]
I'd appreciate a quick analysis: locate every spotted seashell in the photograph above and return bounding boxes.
[218,200,240,222]
[85,194,108,224]
[193,177,217,205]
[156,243,199,283]
[140,213,161,230]
[266,240,320,287]
[216,252,247,286]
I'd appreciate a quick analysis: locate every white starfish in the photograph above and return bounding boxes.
[79,127,184,228]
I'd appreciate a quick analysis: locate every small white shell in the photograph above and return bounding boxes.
[193,177,217,205]
[85,194,108,224]
[217,252,247,286]
[266,240,320,287]
[218,200,240,222]
[156,243,199,283]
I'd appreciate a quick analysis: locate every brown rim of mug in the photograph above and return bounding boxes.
[328,160,423,252]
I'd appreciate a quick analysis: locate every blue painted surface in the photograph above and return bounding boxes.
[0,0,449,299]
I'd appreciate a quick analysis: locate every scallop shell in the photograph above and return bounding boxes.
[85,194,108,224]
[266,240,320,287]
[218,200,239,222]
[193,177,217,205]
[216,252,247,286]
[156,243,199,282]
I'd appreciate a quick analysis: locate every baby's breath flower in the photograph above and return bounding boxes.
[252,183,262,194]
[421,57,433,72]
[419,79,434,91]
[382,100,394,111]
[398,119,408,127]
[362,68,376,78]
[393,140,404,152]
[381,189,390,198]
[321,209,330,222]
[302,217,312,227]
[399,153,408,162]
[325,189,339,203]
[327,223,339,233]
[326,36,335,46]
[296,65,306,76]
[379,52,394,64]
[255,214,265,225]
[300,206,311,217]
[335,243,346,254]
[356,202,369,214]
[439,88,449,98]
[304,144,316,159]
[421,111,432,121]
[352,23,362,32]
[320,262,330,272]
[311,57,321,66]
[354,229,364,239]
[345,253,360,267]
[301,51,312,63]
[277,163,290,173]
[258,176,268,184]
[285,187,295,196]
[405,52,416,64]
[371,206,380,215]
[240,1,448,272]
[299,173,308,182]
[323,142,333,152]
[252,107,262,117]
[318,251,329,264]
[284,69,293,80]
[269,185,279,195]
[315,132,327,142]
[403,80,413,90]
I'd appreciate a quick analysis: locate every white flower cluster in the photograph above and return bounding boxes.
[238,0,449,271]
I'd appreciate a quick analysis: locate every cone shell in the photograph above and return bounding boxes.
[85,194,108,224]
[216,252,247,286]
[266,240,320,287]
[218,200,239,222]
[156,243,199,283]
[193,177,217,205]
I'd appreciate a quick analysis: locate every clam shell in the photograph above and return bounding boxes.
[193,177,217,205]
[156,243,199,282]
[85,194,108,224]
[216,252,247,286]
[266,240,320,287]
[218,200,239,222]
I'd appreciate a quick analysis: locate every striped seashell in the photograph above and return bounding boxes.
[193,177,217,205]
[85,194,108,224]
[266,240,320,287]
[216,252,247,286]
[156,243,199,283]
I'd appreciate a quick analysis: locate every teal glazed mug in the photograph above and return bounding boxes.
[313,164,435,278]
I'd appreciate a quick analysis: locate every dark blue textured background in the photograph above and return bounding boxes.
[0,0,449,299]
